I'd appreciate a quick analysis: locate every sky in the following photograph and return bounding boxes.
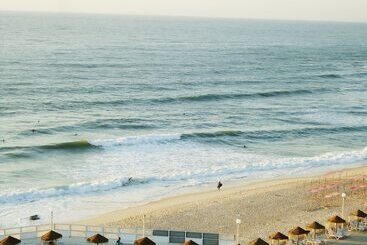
[1,0,367,22]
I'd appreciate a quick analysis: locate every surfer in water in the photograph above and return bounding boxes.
[217,181,223,191]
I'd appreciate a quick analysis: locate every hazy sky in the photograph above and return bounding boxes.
[1,0,367,22]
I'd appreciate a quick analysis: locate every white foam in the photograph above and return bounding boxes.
[89,133,182,148]
[0,177,148,204]
[0,145,366,206]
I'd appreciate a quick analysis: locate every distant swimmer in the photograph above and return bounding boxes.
[128,177,133,183]
[243,145,247,148]
[31,129,36,133]
[74,133,78,136]
[1,138,4,142]
[217,181,223,191]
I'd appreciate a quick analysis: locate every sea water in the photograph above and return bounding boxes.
[0,12,366,227]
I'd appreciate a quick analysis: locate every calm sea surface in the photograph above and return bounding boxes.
[0,12,366,227]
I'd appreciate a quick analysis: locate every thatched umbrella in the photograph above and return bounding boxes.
[0,236,21,245]
[306,221,325,239]
[288,227,309,245]
[87,234,109,245]
[349,209,367,229]
[248,238,269,245]
[182,240,199,245]
[269,232,288,245]
[134,237,156,245]
[327,215,346,233]
[41,230,62,242]
[350,209,367,219]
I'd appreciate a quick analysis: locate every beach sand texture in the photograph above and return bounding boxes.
[81,165,367,244]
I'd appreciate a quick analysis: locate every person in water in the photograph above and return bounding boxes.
[217,181,223,191]
[116,237,122,245]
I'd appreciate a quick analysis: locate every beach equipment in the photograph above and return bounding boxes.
[306,222,326,245]
[288,227,309,244]
[134,237,156,245]
[306,222,325,239]
[182,240,199,245]
[41,230,62,242]
[269,232,288,245]
[327,215,346,224]
[349,210,367,231]
[326,216,347,240]
[0,236,21,245]
[350,209,367,218]
[87,234,109,244]
[248,238,269,245]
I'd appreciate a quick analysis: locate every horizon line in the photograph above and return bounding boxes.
[1,9,367,24]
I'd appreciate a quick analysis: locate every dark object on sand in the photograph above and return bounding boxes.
[87,234,109,244]
[134,237,156,245]
[30,214,40,220]
[0,236,21,245]
[217,181,223,190]
[248,238,269,245]
[41,230,63,241]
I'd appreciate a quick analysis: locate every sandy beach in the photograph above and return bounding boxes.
[80,164,367,243]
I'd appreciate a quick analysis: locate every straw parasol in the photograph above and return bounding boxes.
[248,238,269,245]
[350,210,367,229]
[288,227,309,245]
[0,236,21,245]
[306,221,325,239]
[87,234,109,244]
[269,232,288,245]
[134,237,156,245]
[41,230,62,242]
[350,210,367,219]
[328,215,346,224]
[182,240,199,245]
[327,215,346,233]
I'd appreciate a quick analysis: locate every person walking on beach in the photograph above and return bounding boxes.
[217,181,223,191]
[116,237,122,245]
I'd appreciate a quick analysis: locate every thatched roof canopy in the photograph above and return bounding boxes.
[306,221,325,230]
[41,230,62,241]
[248,238,269,245]
[269,232,288,240]
[327,215,346,224]
[134,237,156,245]
[87,234,109,244]
[0,236,21,245]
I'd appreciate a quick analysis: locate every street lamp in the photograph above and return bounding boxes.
[341,193,346,219]
[142,215,146,237]
[235,218,241,245]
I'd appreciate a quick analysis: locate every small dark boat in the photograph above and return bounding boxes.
[30,215,40,221]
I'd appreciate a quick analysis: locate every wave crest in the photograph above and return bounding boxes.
[0,177,148,204]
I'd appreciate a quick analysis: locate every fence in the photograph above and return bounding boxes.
[0,224,235,245]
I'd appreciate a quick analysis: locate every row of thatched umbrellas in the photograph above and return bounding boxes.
[248,209,367,245]
[0,230,107,245]
[1,210,366,245]
[0,230,198,245]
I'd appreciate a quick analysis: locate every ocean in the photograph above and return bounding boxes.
[0,11,366,227]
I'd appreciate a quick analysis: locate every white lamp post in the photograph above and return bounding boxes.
[142,215,146,237]
[235,218,241,245]
[341,193,346,219]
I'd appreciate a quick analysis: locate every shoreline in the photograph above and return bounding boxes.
[79,164,367,242]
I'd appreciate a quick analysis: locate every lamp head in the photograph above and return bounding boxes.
[341,193,346,198]
[236,218,241,224]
